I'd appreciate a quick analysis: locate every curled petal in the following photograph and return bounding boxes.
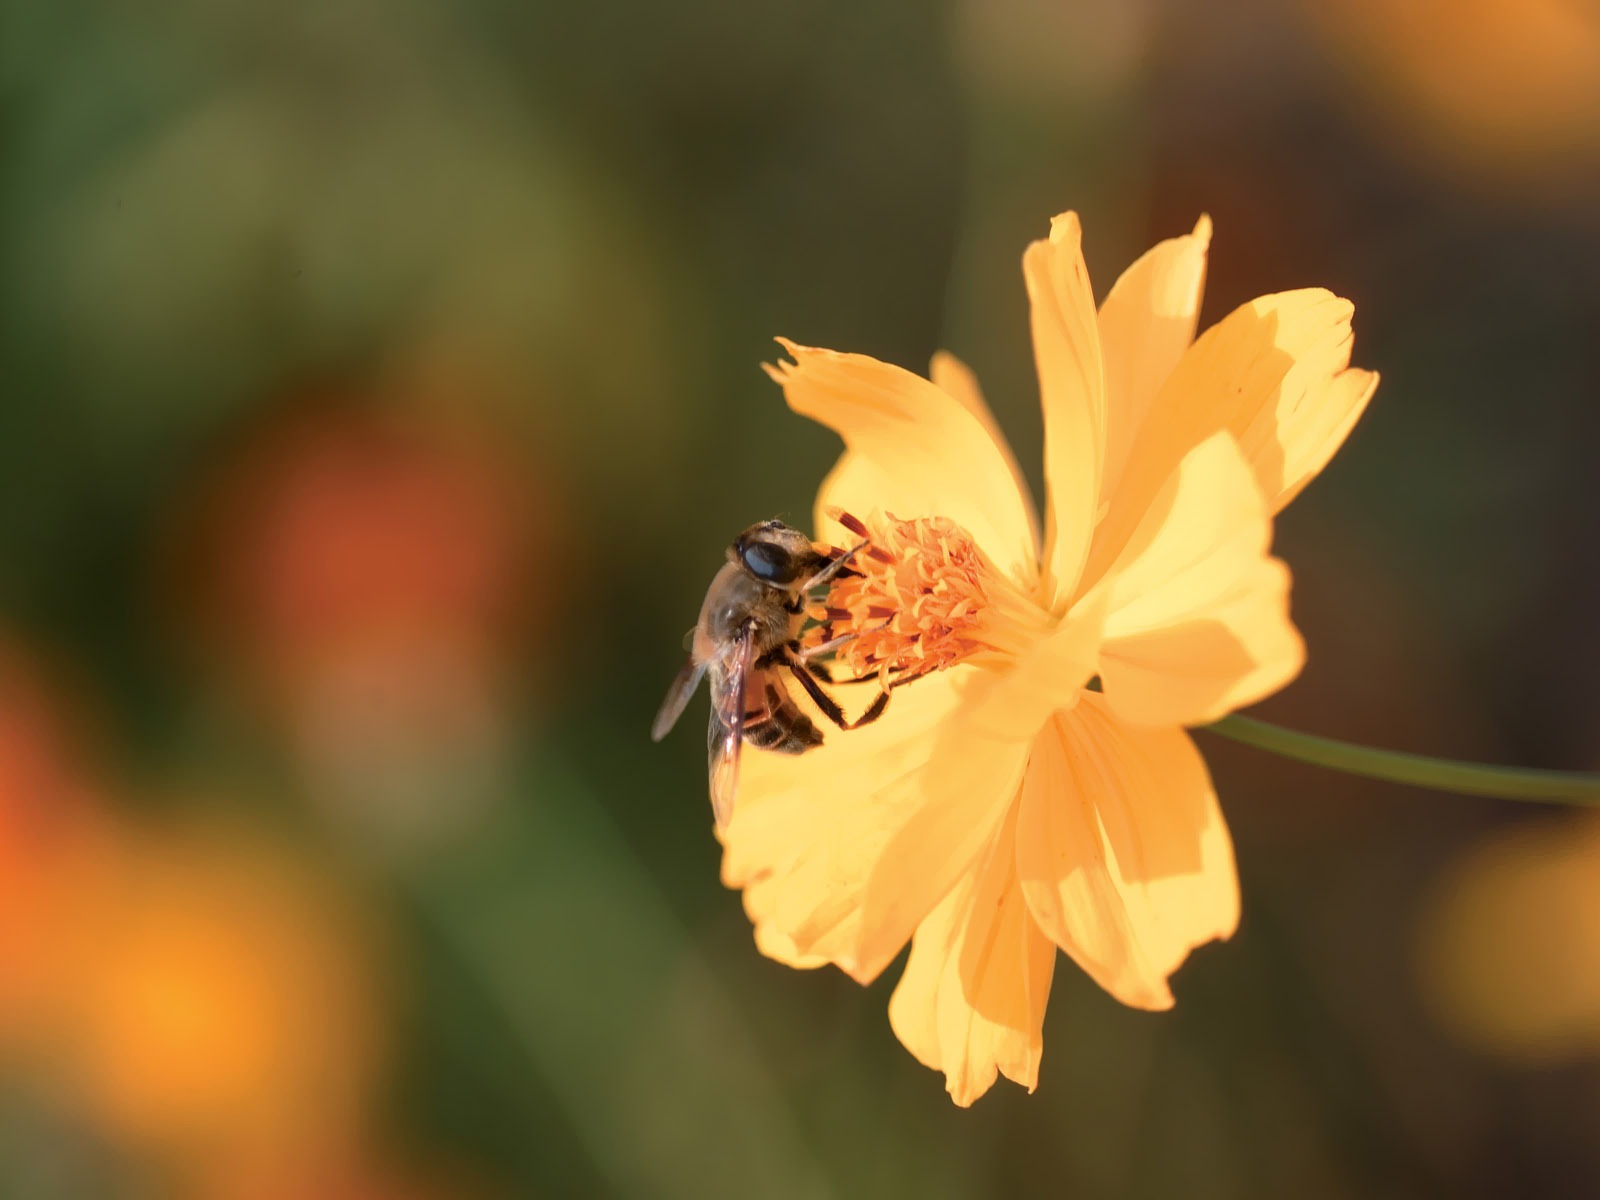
[1016,697,1239,1009]
[1096,432,1304,728]
[888,804,1056,1106]
[769,340,1038,587]
[1024,212,1106,609]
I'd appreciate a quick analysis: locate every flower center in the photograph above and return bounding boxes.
[804,509,1047,685]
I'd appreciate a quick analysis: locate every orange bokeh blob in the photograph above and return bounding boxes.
[199,400,543,699]
[0,642,120,1059]
[1419,816,1600,1062]
[169,387,563,839]
[63,822,385,1174]
[1312,0,1600,187]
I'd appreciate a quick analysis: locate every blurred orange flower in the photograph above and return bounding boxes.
[1419,815,1600,1063]
[178,395,558,842]
[62,823,384,1180]
[0,643,119,1059]
[721,212,1377,1104]
[1312,0,1600,188]
[0,644,424,1194]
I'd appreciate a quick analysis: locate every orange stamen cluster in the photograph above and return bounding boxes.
[806,509,997,685]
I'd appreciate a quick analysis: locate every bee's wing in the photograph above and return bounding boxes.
[651,657,706,742]
[706,623,755,829]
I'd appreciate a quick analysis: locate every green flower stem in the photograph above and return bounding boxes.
[1202,715,1600,806]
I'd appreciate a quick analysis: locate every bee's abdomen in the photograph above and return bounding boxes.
[746,711,822,754]
[745,681,824,754]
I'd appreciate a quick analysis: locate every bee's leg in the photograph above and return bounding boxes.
[795,612,897,662]
[847,688,890,729]
[782,649,891,731]
[794,651,843,684]
[780,653,849,730]
[796,628,865,660]
[800,537,871,592]
[788,641,911,690]
[805,661,876,686]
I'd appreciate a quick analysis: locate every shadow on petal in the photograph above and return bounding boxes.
[720,666,1029,987]
[1095,433,1305,728]
[1081,295,1375,595]
[1016,697,1238,1009]
[888,803,1056,1106]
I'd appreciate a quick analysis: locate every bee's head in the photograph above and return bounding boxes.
[730,519,820,587]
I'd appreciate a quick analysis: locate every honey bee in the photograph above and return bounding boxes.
[651,519,888,827]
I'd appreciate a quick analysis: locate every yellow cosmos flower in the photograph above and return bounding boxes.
[719,212,1378,1105]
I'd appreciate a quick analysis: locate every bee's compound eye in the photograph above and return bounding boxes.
[740,540,796,584]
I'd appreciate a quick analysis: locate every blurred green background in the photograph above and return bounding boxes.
[2,0,1600,1196]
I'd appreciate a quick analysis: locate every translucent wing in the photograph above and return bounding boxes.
[706,622,755,829]
[651,657,706,742]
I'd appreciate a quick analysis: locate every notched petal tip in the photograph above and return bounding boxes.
[1047,210,1084,246]
[1097,283,1377,547]
[752,919,830,970]
[1256,287,1353,330]
[763,336,814,381]
[775,342,1042,587]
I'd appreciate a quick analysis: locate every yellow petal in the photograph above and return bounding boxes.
[811,452,899,547]
[1013,709,1168,1009]
[1079,289,1376,596]
[768,340,1038,587]
[1096,215,1211,502]
[750,918,829,971]
[888,803,1056,1106]
[1180,290,1377,513]
[719,668,1030,986]
[725,604,1095,989]
[1095,432,1305,728]
[1023,213,1106,609]
[952,588,1107,746]
[1271,363,1380,511]
[724,596,1098,984]
[1016,697,1239,1009]
[883,884,959,1075]
[930,350,1042,558]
